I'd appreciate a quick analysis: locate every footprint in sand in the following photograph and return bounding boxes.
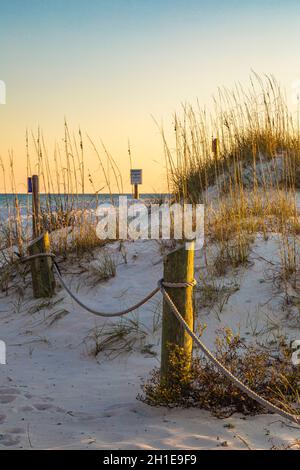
[33,403,55,411]
[0,387,21,404]
[19,405,34,412]
[0,387,21,395]
[0,415,6,424]
[0,433,21,447]
[7,427,25,434]
[0,395,17,404]
[0,427,25,448]
[33,403,65,413]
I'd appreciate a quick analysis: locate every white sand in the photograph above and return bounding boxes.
[0,238,299,449]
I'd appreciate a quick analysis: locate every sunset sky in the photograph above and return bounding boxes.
[1,0,300,193]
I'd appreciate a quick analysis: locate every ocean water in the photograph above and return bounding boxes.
[0,193,169,226]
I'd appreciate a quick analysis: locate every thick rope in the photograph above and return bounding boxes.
[20,252,160,317]
[162,280,197,288]
[159,280,300,426]
[19,251,300,425]
[20,253,56,262]
[53,265,160,318]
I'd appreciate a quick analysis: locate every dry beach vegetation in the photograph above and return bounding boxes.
[0,74,300,448]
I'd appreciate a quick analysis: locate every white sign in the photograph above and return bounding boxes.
[130,169,142,185]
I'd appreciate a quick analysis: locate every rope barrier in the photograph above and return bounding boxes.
[159,280,300,426]
[161,280,197,288]
[19,252,56,263]
[54,264,160,318]
[19,251,300,426]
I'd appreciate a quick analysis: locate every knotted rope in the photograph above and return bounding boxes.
[159,279,300,426]
[19,251,300,426]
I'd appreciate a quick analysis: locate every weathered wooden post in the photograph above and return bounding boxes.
[32,174,40,238]
[27,174,55,298]
[28,232,56,298]
[161,242,195,384]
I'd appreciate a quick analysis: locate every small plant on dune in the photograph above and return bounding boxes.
[139,344,193,405]
[89,251,117,281]
[85,315,150,358]
[212,232,253,276]
[0,258,27,295]
[195,275,239,314]
[40,207,75,233]
[278,233,298,287]
[139,329,300,418]
[266,228,300,305]
[69,222,108,255]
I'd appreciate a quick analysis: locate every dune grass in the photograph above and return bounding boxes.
[157,74,300,290]
[0,122,125,260]
[0,74,300,418]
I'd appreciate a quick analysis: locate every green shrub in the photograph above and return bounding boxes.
[139,329,300,418]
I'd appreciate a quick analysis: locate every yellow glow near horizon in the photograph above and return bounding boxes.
[1,1,300,193]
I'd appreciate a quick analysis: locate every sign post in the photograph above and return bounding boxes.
[27,177,33,194]
[130,169,142,199]
[31,175,40,238]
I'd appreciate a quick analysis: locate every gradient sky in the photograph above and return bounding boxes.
[1,0,300,192]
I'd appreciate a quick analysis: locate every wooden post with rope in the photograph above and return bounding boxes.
[27,175,55,298]
[161,242,195,384]
[28,232,56,298]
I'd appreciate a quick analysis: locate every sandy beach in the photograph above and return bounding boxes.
[0,237,299,449]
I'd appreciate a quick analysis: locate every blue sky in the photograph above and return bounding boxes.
[0,0,300,191]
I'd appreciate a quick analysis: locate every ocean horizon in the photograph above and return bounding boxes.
[0,193,171,225]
